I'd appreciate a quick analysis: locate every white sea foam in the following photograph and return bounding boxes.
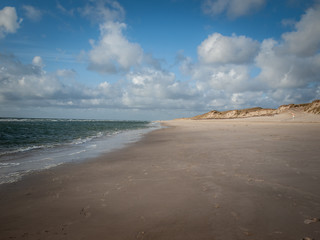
[68,150,87,156]
[0,162,20,168]
[0,145,46,157]
[86,144,97,149]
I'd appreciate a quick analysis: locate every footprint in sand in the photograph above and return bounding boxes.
[136,231,145,240]
[80,206,91,217]
[304,218,320,224]
[214,203,220,209]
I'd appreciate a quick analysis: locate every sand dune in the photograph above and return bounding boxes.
[189,99,320,120]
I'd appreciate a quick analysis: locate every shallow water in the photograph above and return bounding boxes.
[0,118,160,184]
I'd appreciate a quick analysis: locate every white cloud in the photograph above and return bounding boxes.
[56,69,76,78]
[197,65,254,92]
[88,21,143,74]
[32,56,44,68]
[83,0,165,75]
[1,54,194,112]
[123,68,200,110]
[0,54,202,113]
[189,4,320,110]
[198,33,260,64]
[255,5,320,93]
[56,2,74,16]
[202,0,228,16]
[0,56,61,101]
[202,0,265,18]
[282,5,320,57]
[0,6,22,38]
[22,5,43,21]
[0,54,91,107]
[84,0,163,75]
[80,0,125,22]
[255,39,320,90]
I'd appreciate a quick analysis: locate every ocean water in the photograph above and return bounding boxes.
[0,118,160,184]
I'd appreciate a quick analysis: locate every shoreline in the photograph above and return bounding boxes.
[0,121,161,185]
[1,118,320,239]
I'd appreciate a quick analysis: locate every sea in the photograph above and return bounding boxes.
[0,118,160,184]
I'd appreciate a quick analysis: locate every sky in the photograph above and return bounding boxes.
[0,0,319,120]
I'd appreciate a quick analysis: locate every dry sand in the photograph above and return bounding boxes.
[1,113,320,240]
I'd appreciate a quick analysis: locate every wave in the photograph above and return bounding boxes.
[0,130,116,157]
[68,150,87,156]
[70,131,105,145]
[0,162,20,168]
[0,145,47,157]
[0,118,149,122]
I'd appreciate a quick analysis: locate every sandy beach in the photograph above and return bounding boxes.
[1,113,320,240]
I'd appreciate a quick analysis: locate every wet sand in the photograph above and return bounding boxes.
[1,116,320,239]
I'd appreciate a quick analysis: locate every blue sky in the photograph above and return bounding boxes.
[0,0,319,120]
